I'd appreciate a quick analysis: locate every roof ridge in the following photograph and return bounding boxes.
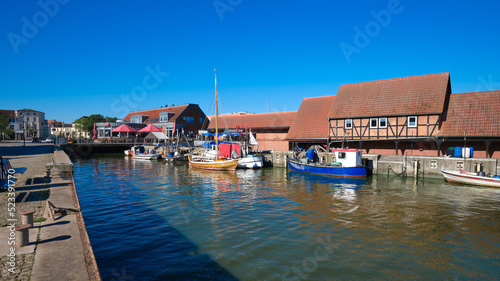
[340,72,449,88]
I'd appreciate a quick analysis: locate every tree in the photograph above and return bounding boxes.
[28,126,38,138]
[73,114,117,137]
[0,114,10,140]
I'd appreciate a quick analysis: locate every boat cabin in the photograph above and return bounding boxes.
[332,149,363,168]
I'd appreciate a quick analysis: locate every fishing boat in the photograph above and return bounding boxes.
[287,148,366,178]
[131,145,161,160]
[189,71,239,171]
[441,169,500,188]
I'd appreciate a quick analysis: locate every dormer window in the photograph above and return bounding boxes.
[408,116,417,128]
[345,119,353,129]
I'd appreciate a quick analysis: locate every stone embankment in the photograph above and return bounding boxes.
[0,141,100,280]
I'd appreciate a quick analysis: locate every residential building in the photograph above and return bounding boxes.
[102,103,209,139]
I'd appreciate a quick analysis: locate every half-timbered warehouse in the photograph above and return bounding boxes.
[327,72,452,156]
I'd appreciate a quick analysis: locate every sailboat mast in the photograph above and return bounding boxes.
[215,69,219,160]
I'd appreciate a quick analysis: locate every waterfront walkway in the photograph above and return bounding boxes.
[0,141,98,280]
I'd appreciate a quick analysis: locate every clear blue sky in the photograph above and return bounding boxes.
[1,0,500,123]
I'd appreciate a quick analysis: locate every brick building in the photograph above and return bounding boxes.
[207,111,297,151]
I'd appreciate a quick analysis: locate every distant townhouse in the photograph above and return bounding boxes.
[207,111,297,151]
[48,120,75,138]
[0,109,49,139]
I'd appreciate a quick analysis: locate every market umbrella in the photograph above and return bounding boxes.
[112,124,138,138]
[92,124,97,139]
[139,124,161,133]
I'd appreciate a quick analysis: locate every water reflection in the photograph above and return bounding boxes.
[74,158,500,281]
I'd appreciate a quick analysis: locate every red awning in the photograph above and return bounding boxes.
[138,124,161,133]
[111,124,138,133]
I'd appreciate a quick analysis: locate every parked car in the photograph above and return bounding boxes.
[45,138,53,143]
[32,138,40,143]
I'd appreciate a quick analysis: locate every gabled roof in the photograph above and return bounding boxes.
[328,72,451,119]
[207,111,297,130]
[0,110,16,119]
[286,95,335,141]
[123,104,192,123]
[439,91,500,137]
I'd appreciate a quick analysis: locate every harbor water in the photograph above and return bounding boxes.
[73,157,500,280]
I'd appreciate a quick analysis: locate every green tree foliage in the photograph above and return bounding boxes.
[73,114,117,137]
[0,114,12,140]
[28,126,38,138]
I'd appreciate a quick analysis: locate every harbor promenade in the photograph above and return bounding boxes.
[0,141,99,280]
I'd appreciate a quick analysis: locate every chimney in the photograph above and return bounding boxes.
[172,104,174,106]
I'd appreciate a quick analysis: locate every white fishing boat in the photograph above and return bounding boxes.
[131,145,161,160]
[441,169,500,188]
[237,130,263,169]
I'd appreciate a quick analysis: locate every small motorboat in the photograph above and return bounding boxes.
[287,148,366,178]
[131,145,161,160]
[237,154,264,169]
[441,169,500,188]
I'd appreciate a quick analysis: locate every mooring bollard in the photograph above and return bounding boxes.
[44,168,51,178]
[19,210,36,227]
[15,224,31,247]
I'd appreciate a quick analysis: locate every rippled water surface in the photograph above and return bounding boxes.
[73,158,500,280]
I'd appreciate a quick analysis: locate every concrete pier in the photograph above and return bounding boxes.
[0,142,100,280]
[266,150,499,177]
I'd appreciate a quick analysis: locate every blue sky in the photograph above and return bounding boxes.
[1,0,500,123]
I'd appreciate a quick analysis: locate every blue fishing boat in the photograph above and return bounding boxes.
[287,148,366,178]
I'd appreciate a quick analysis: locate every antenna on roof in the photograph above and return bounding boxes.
[267,101,270,113]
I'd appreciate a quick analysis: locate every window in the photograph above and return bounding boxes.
[379,117,387,128]
[345,119,353,129]
[199,117,204,124]
[338,152,346,159]
[132,118,141,123]
[27,117,30,121]
[183,116,194,123]
[408,116,417,128]
[370,118,378,128]
[34,117,37,122]
[160,116,168,122]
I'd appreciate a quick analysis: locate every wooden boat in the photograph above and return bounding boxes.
[189,70,239,171]
[131,145,161,160]
[441,169,500,188]
[287,148,366,178]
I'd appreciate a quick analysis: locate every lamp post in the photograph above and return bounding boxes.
[22,117,25,147]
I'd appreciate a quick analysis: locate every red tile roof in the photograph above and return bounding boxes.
[328,73,451,119]
[439,91,500,137]
[286,95,335,141]
[0,110,16,119]
[123,104,190,123]
[207,111,297,130]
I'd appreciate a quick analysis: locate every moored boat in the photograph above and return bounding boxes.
[189,70,239,171]
[287,148,366,178]
[237,154,264,169]
[441,169,500,188]
[131,145,161,160]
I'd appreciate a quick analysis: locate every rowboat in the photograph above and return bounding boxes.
[441,169,500,188]
[287,148,366,178]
